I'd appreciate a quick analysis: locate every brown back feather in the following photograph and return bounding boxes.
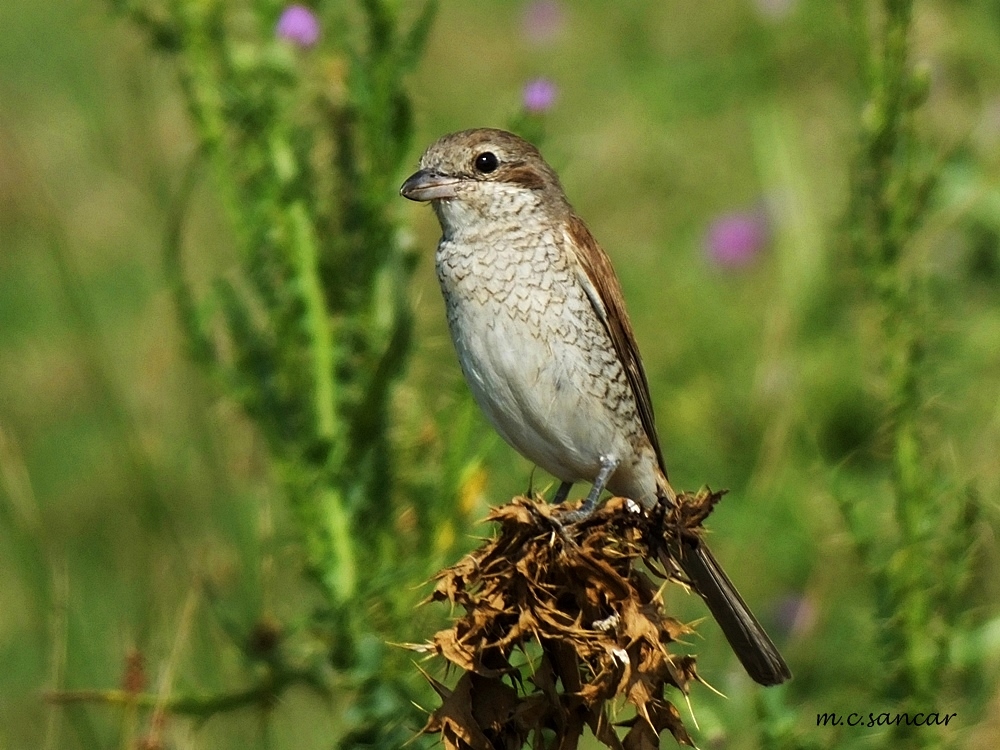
[564,214,667,476]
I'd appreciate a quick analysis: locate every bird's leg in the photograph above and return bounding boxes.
[552,481,573,505]
[560,456,619,524]
[581,455,619,515]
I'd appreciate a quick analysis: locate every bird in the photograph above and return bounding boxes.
[400,128,791,686]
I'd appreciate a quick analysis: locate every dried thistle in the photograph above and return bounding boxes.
[412,491,727,749]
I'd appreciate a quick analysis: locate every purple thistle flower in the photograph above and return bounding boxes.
[276,4,320,48]
[705,209,769,267]
[773,594,817,638]
[522,1,565,45]
[522,78,557,113]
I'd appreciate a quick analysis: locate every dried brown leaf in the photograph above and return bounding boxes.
[588,708,625,750]
[417,494,715,749]
[422,672,494,750]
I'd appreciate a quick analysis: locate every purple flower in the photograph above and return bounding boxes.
[522,1,565,45]
[276,4,320,47]
[522,78,557,113]
[773,594,817,638]
[705,210,769,267]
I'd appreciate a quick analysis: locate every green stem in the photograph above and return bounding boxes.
[848,3,952,745]
[46,666,327,719]
[287,199,339,443]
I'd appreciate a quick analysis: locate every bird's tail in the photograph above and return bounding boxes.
[663,539,791,686]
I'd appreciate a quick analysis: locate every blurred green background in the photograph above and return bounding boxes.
[2,0,999,748]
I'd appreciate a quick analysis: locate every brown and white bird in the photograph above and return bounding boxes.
[401,128,791,686]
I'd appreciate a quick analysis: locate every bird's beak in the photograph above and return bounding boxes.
[400,169,460,202]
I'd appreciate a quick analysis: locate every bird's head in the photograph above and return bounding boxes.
[400,128,570,232]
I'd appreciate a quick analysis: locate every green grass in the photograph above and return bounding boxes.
[1,1,998,748]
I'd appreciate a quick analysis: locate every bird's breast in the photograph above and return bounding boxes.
[435,233,647,490]
[436,229,570,328]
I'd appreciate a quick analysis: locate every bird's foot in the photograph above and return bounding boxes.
[557,495,600,525]
[554,455,619,524]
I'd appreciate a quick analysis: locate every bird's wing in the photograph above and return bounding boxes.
[564,214,667,475]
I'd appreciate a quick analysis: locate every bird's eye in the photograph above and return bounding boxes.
[474,152,499,174]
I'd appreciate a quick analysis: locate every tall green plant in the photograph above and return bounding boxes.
[105,1,457,748]
[843,1,982,746]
